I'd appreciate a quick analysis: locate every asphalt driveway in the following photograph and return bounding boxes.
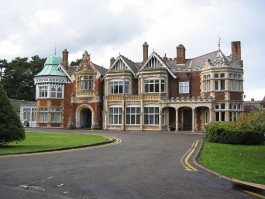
[0,129,257,198]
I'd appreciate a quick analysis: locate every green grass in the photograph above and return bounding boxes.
[198,142,265,184]
[0,132,109,154]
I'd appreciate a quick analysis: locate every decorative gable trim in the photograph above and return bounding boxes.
[104,55,136,79]
[138,52,176,78]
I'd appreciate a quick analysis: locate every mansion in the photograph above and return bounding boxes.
[22,41,244,131]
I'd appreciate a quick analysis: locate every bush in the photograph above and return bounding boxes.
[205,121,264,145]
[0,83,25,145]
[237,110,265,133]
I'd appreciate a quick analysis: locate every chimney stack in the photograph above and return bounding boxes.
[176,44,186,64]
[231,41,241,61]
[62,49,69,70]
[110,57,115,67]
[142,42,149,63]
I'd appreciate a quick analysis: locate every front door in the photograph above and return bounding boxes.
[80,108,92,129]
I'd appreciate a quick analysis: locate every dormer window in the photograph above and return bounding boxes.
[78,75,94,90]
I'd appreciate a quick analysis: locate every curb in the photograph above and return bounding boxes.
[0,137,116,156]
[193,140,265,191]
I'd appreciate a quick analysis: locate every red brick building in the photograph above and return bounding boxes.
[34,41,244,131]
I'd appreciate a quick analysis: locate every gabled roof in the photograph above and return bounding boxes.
[139,51,176,78]
[92,63,108,75]
[105,54,138,76]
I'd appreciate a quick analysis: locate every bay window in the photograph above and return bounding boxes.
[109,80,129,94]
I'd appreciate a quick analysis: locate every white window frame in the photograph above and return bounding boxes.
[179,82,189,93]
[50,108,62,123]
[125,106,140,125]
[144,78,165,93]
[39,108,48,122]
[109,106,122,125]
[144,105,159,125]
[109,80,129,94]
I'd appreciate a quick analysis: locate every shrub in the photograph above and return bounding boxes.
[237,110,265,133]
[0,83,25,145]
[205,121,264,145]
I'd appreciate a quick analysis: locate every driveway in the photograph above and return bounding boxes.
[0,129,257,198]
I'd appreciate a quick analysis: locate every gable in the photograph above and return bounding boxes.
[111,59,128,71]
[139,52,176,78]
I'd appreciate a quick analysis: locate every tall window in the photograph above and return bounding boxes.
[229,73,242,91]
[109,107,122,124]
[179,82,189,93]
[51,108,62,123]
[109,80,129,94]
[144,79,165,93]
[144,106,159,125]
[39,85,48,98]
[214,73,225,91]
[215,103,225,121]
[39,108,48,122]
[203,75,210,92]
[78,75,94,90]
[126,106,140,125]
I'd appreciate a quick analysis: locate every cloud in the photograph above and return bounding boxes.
[0,0,264,100]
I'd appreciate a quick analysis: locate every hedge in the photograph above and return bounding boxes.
[205,121,264,145]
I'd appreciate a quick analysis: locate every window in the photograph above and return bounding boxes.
[144,106,159,125]
[50,84,63,98]
[39,108,48,122]
[179,82,189,93]
[51,108,61,123]
[23,108,31,121]
[144,79,165,93]
[126,106,140,125]
[39,86,48,98]
[214,73,226,91]
[109,80,129,94]
[109,107,122,125]
[229,73,242,91]
[78,75,94,90]
[203,74,211,92]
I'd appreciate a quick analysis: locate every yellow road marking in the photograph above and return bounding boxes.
[244,190,265,198]
[0,137,122,158]
[182,140,201,172]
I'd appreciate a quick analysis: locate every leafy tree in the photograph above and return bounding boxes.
[0,83,25,145]
[70,58,82,66]
[1,56,44,101]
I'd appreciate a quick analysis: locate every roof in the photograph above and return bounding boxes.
[92,63,108,75]
[120,55,139,74]
[35,53,67,77]
[167,50,229,70]
[10,99,36,112]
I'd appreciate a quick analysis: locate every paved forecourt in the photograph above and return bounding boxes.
[0,129,256,199]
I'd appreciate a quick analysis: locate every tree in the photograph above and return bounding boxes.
[0,83,25,145]
[70,58,82,66]
[1,56,44,101]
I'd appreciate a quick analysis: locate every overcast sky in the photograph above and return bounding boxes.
[1,0,264,100]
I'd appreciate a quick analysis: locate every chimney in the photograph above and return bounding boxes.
[176,44,185,64]
[110,57,115,67]
[142,42,149,63]
[62,49,69,70]
[231,41,241,61]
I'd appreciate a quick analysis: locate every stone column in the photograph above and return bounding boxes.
[192,108,195,132]
[175,108,178,132]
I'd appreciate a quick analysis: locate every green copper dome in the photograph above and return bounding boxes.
[44,53,62,66]
[35,53,66,77]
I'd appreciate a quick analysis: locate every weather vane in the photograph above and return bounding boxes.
[218,36,221,50]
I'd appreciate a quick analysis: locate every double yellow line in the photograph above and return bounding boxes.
[182,140,201,172]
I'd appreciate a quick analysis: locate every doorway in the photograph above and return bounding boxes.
[80,108,92,129]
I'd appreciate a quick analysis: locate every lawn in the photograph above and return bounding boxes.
[0,132,109,154]
[198,142,265,185]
